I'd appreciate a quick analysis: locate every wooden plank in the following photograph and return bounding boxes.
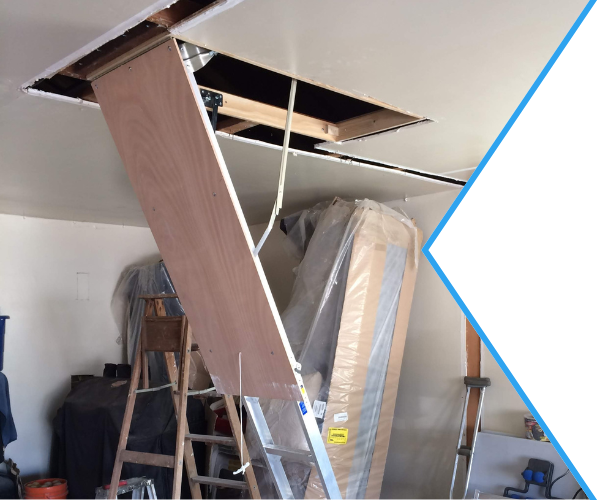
[60,24,168,80]
[223,395,261,499]
[186,434,236,446]
[200,85,338,141]
[120,450,175,468]
[156,301,203,500]
[191,475,249,489]
[165,347,203,499]
[141,300,153,389]
[335,109,420,142]
[217,117,257,135]
[466,319,482,449]
[108,336,144,498]
[94,41,300,400]
[146,0,201,27]
[143,317,184,352]
[87,32,171,81]
[172,319,192,499]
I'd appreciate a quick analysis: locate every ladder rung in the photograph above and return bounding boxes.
[120,450,175,468]
[190,475,249,489]
[457,445,472,457]
[185,434,236,446]
[264,444,313,462]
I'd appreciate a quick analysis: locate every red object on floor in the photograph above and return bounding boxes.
[24,478,68,499]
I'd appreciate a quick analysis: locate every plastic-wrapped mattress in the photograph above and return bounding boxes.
[257,198,421,499]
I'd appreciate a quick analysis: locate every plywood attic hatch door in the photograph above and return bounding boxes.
[93,39,301,400]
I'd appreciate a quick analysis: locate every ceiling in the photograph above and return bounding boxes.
[0,91,456,226]
[180,0,587,176]
[0,0,587,227]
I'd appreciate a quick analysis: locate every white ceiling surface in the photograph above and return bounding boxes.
[0,90,456,227]
[0,0,164,226]
[220,139,458,225]
[0,0,458,228]
[180,0,587,177]
[0,1,173,92]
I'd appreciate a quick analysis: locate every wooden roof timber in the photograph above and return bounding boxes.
[81,82,422,142]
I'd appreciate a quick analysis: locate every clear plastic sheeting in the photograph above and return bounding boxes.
[111,261,211,390]
[253,198,420,499]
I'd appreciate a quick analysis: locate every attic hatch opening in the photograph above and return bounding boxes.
[186,43,430,146]
[28,0,429,145]
[24,0,458,182]
[30,43,427,147]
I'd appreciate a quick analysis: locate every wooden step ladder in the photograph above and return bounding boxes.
[108,294,260,499]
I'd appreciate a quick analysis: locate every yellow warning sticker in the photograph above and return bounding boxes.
[327,427,348,445]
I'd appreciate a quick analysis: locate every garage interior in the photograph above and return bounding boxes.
[0,1,588,499]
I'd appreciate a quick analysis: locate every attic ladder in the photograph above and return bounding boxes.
[93,38,342,499]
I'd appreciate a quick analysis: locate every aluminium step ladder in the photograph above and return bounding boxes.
[96,477,157,499]
[243,395,340,499]
[449,376,492,499]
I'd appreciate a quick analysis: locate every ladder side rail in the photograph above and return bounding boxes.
[243,397,295,499]
[223,395,261,499]
[172,317,192,499]
[108,334,145,498]
[450,386,471,499]
[292,396,341,499]
[462,386,487,499]
[155,298,203,500]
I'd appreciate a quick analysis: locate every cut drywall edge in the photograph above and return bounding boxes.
[172,36,420,118]
[315,136,467,185]
[19,0,249,90]
[19,1,175,88]
[443,166,477,175]
[170,0,248,34]
[21,86,461,189]
[219,133,463,188]
[20,0,179,89]
[22,88,101,110]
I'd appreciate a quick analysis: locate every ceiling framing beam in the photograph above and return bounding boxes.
[217,117,257,134]
[334,108,421,141]
[80,79,421,142]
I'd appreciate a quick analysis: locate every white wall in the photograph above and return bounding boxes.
[0,201,533,491]
[0,214,295,478]
[248,223,300,313]
[380,190,466,498]
[467,432,581,499]
[0,214,159,477]
[482,344,530,438]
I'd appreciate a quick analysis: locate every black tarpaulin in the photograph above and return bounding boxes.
[52,377,205,499]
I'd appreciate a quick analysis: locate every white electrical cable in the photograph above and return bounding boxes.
[253,79,297,256]
[233,351,249,476]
